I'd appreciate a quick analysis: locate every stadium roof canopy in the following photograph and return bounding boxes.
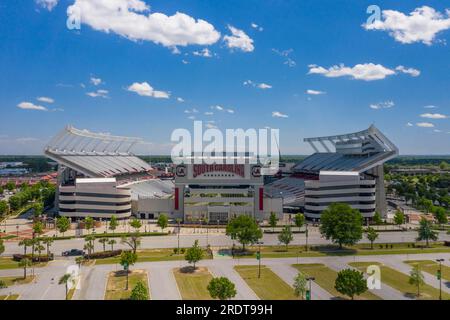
[44,126,152,178]
[293,125,398,174]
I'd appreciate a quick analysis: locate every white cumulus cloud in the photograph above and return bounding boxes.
[127,82,170,99]
[308,63,419,81]
[86,89,109,98]
[420,113,448,119]
[17,102,48,111]
[272,111,288,118]
[416,122,435,128]
[193,48,213,58]
[306,89,326,95]
[244,80,272,89]
[370,101,395,110]
[363,6,450,45]
[223,25,254,52]
[37,97,55,103]
[36,0,58,11]
[90,77,103,86]
[67,0,221,48]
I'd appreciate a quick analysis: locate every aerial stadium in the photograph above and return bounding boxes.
[45,125,398,222]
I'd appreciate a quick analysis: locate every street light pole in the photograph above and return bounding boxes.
[257,241,263,279]
[437,259,444,300]
[306,276,315,300]
[305,223,309,252]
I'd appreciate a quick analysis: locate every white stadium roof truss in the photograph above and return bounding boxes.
[45,126,152,178]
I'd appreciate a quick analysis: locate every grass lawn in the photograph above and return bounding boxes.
[236,242,450,259]
[0,294,19,300]
[0,275,35,287]
[0,257,46,270]
[95,248,211,265]
[234,265,297,300]
[405,260,450,282]
[173,267,213,300]
[104,270,149,300]
[292,264,381,300]
[349,262,450,300]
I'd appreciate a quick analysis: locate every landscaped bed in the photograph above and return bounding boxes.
[292,263,381,300]
[104,270,149,300]
[0,275,35,287]
[404,260,450,282]
[173,267,213,300]
[234,265,297,300]
[349,262,450,300]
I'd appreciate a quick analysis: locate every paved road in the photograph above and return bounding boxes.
[2,253,449,300]
[4,230,449,256]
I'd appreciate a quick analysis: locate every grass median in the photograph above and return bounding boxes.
[292,263,381,300]
[173,267,213,300]
[0,275,35,287]
[104,270,149,300]
[405,260,450,282]
[0,257,46,270]
[235,242,450,259]
[95,248,212,265]
[234,265,297,300]
[349,262,450,300]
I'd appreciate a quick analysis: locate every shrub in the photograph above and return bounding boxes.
[180,248,186,254]
[0,280,7,288]
[84,250,122,259]
[12,253,54,262]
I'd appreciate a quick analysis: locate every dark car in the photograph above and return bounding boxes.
[62,249,85,257]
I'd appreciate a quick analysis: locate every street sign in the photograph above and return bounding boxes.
[123,262,129,271]
[305,290,311,300]
[256,251,261,261]
[436,270,441,280]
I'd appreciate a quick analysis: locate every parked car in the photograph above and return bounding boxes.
[62,249,85,256]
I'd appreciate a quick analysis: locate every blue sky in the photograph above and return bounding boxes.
[1,0,450,155]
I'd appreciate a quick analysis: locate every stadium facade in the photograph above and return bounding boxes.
[45,125,397,222]
[265,125,398,220]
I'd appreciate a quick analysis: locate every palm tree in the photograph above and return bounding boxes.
[34,241,45,262]
[108,239,117,251]
[98,238,109,252]
[19,258,32,279]
[18,239,32,256]
[59,274,72,300]
[42,237,54,259]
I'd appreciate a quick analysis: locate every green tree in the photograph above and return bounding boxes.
[84,234,96,257]
[108,239,117,251]
[32,220,44,237]
[269,212,278,232]
[293,272,308,300]
[0,200,8,216]
[130,281,149,300]
[294,213,305,232]
[120,250,137,271]
[5,181,15,191]
[394,210,405,229]
[334,269,368,300]
[33,202,44,218]
[408,265,425,297]
[366,227,379,249]
[226,215,262,251]
[98,238,109,252]
[59,274,72,300]
[19,258,32,279]
[373,211,383,225]
[84,216,94,233]
[433,207,448,226]
[42,237,54,258]
[319,203,363,249]
[121,235,141,254]
[278,226,293,250]
[129,218,142,233]
[34,240,45,262]
[0,239,4,256]
[207,277,237,300]
[157,214,169,232]
[109,215,119,234]
[416,218,438,247]
[185,239,203,269]
[18,239,32,256]
[75,256,84,268]
[56,216,70,236]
